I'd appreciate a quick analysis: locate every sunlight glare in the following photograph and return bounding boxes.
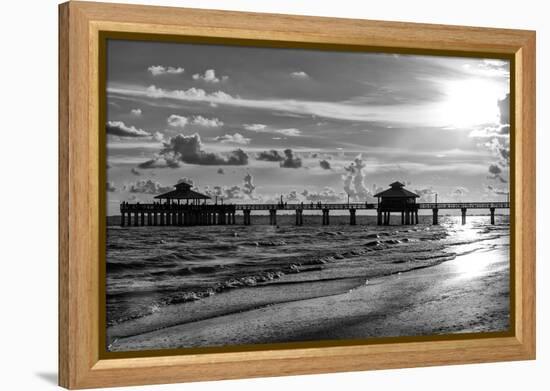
[437,79,505,128]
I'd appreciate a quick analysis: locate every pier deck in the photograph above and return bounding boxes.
[119,202,509,227]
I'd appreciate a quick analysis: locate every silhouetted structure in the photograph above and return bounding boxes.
[155,182,210,205]
[120,182,236,227]
[374,182,419,225]
[120,181,509,227]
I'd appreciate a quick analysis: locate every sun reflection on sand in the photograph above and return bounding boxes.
[441,216,508,281]
[451,250,493,280]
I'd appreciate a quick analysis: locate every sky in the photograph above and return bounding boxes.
[105,39,510,216]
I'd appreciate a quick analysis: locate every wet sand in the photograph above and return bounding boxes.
[109,242,509,351]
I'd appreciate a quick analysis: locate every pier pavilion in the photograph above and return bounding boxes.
[154,181,209,205]
[120,182,237,227]
[374,182,420,225]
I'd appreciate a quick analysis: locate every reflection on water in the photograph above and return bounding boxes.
[441,216,509,280]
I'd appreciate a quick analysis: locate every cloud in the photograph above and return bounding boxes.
[152,131,165,142]
[498,94,510,126]
[131,108,142,116]
[126,179,174,194]
[244,124,267,131]
[144,85,233,102]
[451,186,469,198]
[283,190,301,203]
[131,168,141,176]
[148,65,184,76]
[137,153,181,169]
[242,173,256,197]
[167,115,223,129]
[486,138,510,167]
[217,168,225,175]
[462,60,510,78]
[244,124,301,137]
[414,187,436,202]
[214,133,251,145]
[372,184,385,195]
[488,164,502,175]
[257,150,285,162]
[106,181,117,192]
[203,173,257,201]
[167,114,188,128]
[468,124,510,138]
[290,71,309,79]
[191,115,224,127]
[161,133,249,166]
[280,149,302,168]
[343,155,371,200]
[276,128,301,137]
[468,93,511,138]
[192,69,227,83]
[112,84,388,124]
[486,184,508,196]
[106,121,150,138]
[301,187,343,203]
[177,177,195,187]
[488,94,510,166]
[488,164,507,183]
[109,83,469,126]
[319,160,331,170]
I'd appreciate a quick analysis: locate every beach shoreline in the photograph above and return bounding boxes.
[108,233,509,351]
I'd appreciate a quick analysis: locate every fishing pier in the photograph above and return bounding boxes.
[119,181,509,227]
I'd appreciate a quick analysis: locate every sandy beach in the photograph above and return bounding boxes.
[108,222,509,351]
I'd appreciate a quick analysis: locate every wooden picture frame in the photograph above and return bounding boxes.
[59,1,536,389]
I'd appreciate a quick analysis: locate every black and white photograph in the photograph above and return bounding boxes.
[105,39,511,352]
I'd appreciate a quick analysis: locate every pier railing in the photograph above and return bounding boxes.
[120,203,235,212]
[234,202,375,210]
[119,201,509,227]
[418,202,509,209]
[121,201,509,212]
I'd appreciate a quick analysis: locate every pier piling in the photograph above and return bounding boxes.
[295,209,303,226]
[243,209,251,225]
[461,208,467,225]
[269,209,277,225]
[349,208,356,225]
[432,208,438,225]
[490,207,495,225]
[322,209,330,225]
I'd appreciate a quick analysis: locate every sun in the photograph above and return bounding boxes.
[437,78,506,129]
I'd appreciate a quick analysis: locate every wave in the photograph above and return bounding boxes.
[106,218,507,327]
[240,240,288,247]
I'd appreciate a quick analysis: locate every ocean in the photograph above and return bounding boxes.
[105,213,510,350]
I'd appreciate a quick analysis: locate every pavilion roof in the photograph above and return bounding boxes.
[374,182,419,198]
[154,186,210,200]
